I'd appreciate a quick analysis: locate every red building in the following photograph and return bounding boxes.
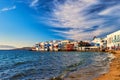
[66,44,74,51]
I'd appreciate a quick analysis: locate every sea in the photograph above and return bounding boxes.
[0,50,114,80]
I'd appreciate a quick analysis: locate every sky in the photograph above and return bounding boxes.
[0,0,120,48]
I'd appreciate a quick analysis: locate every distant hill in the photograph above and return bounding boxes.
[0,45,16,50]
[13,47,32,50]
[0,45,32,50]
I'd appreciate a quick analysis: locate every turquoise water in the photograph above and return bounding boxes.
[0,50,112,80]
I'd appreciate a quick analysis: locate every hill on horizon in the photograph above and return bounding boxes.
[0,45,16,50]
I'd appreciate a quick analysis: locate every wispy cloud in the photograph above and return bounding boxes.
[30,0,39,7]
[0,6,16,12]
[50,0,99,28]
[43,0,120,40]
[99,5,120,16]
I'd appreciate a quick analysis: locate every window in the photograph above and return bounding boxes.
[118,44,119,47]
[114,35,116,40]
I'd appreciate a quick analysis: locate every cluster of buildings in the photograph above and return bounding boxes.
[91,30,120,51]
[32,40,90,51]
[32,30,120,51]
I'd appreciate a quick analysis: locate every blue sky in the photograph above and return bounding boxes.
[0,0,120,48]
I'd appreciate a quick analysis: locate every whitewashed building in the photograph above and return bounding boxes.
[53,43,59,51]
[91,37,107,50]
[49,42,54,51]
[70,41,79,50]
[39,42,45,51]
[107,30,120,50]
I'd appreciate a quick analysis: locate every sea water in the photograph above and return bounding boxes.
[0,50,114,80]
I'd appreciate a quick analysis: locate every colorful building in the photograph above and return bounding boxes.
[66,43,74,51]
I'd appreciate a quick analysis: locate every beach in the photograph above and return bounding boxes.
[95,51,120,80]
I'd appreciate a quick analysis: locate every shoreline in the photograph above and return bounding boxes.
[94,50,120,80]
[51,51,120,80]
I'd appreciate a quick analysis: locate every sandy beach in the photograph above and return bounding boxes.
[95,51,120,80]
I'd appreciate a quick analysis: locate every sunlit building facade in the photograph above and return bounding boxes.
[107,30,120,50]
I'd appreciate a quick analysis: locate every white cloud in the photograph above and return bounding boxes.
[46,0,120,40]
[48,0,104,40]
[0,6,16,12]
[30,0,39,7]
[99,5,120,16]
[52,25,114,40]
[50,0,100,29]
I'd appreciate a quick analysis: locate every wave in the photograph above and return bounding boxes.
[13,61,34,67]
[49,61,84,80]
[50,53,115,80]
[5,68,37,80]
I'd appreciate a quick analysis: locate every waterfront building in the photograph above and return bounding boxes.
[44,42,49,51]
[102,38,107,50]
[92,38,101,47]
[66,43,74,51]
[39,42,45,51]
[49,42,54,51]
[53,43,59,51]
[70,41,79,50]
[107,30,120,50]
[78,41,91,51]
[32,47,37,51]
[91,37,107,51]
[35,43,40,51]
[33,40,91,51]
[60,40,70,51]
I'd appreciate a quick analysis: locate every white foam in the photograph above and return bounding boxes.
[107,53,115,63]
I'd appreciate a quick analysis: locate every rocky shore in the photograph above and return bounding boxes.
[94,51,120,80]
